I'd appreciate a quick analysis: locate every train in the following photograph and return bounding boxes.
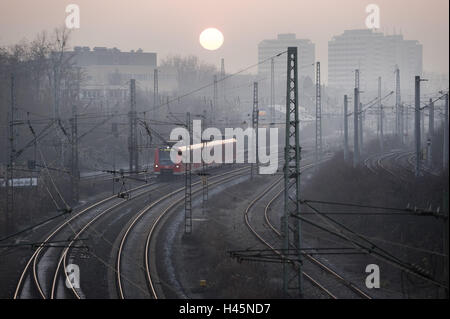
[153,138,237,175]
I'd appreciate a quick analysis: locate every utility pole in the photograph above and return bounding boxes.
[153,69,158,117]
[421,106,425,154]
[355,70,363,154]
[129,79,138,174]
[5,74,16,233]
[112,123,118,195]
[378,77,384,152]
[213,75,218,125]
[405,102,409,145]
[283,47,302,297]
[360,102,364,153]
[395,67,401,142]
[70,104,79,203]
[221,58,225,80]
[400,103,404,145]
[185,112,192,233]
[343,95,349,162]
[315,62,322,166]
[353,87,360,167]
[220,58,226,113]
[251,82,259,178]
[428,98,435,138]
[200,110,209,214]
[444,93,449,171]
[414,76,422,176]
[443,188,449,298]
[220,58,225,80]
[270,57,275,124]
[53,62,63,164]
[427,98,434,168]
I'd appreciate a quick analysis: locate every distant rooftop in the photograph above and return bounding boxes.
[259,33,313,45]
[277,33,296,40]
[70,46,156,66]
[73,46,146,53]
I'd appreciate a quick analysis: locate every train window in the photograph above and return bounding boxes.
[159,149,173,165]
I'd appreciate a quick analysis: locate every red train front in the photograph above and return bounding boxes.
[153,139,236,176]
[153,145,183,175]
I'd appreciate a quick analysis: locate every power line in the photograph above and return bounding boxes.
[296,202,447,288]
[300,199,446,219]
[147,50,287,114]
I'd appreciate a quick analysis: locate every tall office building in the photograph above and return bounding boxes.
[258,34,315,106]
[328,29,422,95]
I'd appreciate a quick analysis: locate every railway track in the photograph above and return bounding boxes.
[117,165,252,299]
[17,163,254,299]
[51,181,178,299]
[405,154,441,177]
[13,178,163,299]
[243,157,372,299]
[364,148,442,180]
[14,147,317,299]
[377,151,413,182]
[115,153,293,299]
[364,150,414,182]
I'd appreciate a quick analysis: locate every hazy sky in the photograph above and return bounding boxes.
[0,0,448,82]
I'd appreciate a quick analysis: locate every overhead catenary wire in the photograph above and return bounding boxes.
[27,120,71,212]
[68,50,287,123]
[297,201,447,288]
[301,199,446,219]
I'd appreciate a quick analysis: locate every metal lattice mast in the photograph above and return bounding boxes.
[201,147,208,213]
[153,69,158,117]
[201,110,209,213]
[395,67,401,141]
[251,82,259,178]
[315,62,322,165]
[400,103,405,145]
[220,58,225,82]
[428,98,435,139]
[271,57,275,123]
[220,58,226,112]
[283,47,302,297]
[5,74,16,233]
[353,86,360,167]
[129,79,138,173]
[213,75,218,125]
[185,112,192,233]
[355,70,363,153]
[359,101,364,154]
[421,106,425,155]
[378,77,384,152]
[343,95,349,162]
[71,103,79,203]
[415,76,421,176]
[443,93,449,171]
[427,98,434,167]
[405,102,409,144]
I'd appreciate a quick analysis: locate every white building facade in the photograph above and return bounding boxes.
[328,29,422,95]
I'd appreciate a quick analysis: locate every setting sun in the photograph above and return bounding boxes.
[199,28,224,51]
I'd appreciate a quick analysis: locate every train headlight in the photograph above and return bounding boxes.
[175,165,179,168]
[155,164,159,168]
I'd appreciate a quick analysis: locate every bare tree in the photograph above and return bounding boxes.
[160,55,217,92]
